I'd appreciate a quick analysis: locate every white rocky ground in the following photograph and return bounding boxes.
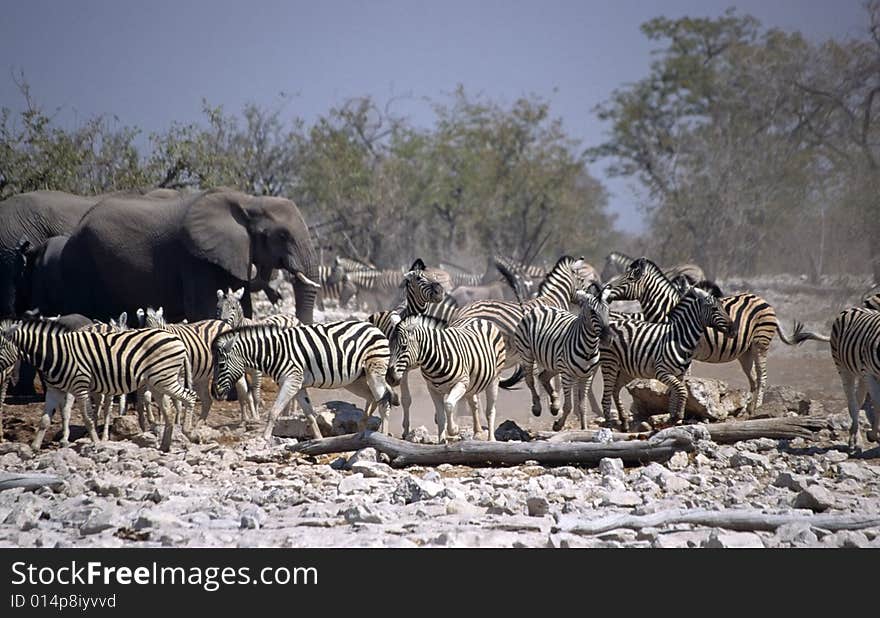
[1,411,879,548]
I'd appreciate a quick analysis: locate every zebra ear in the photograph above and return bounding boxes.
[157,307,164,318]
[410,258,426,272]
[217,289,225,300]
[234,288,245,300]
[389,313,402,327]
[117,312,127,327]
[630,258,647,279]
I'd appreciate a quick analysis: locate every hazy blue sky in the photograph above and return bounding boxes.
[0,0,870,232]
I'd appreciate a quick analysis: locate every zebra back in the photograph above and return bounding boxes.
[831,307,880,375]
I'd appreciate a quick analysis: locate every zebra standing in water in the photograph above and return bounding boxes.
[514,286,614,431]
[367,263,446,436]
[0,318,196,452]
[604,257,822,415]
[212,321,397,440]
[830,307,880,450]
[389,314,506,442]
[138,306,255,428]
[600,286,736,428]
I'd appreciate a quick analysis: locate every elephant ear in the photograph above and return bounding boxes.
[181,192,252,282]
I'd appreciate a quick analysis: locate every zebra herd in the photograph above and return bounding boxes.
[1,252,879,453]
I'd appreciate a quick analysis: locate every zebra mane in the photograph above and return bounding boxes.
[667,286,712,322]
[537,255,577,296]
[2,316,76,336]
[212,322,285,349]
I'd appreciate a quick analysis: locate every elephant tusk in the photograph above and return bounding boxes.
[295,271,321,288]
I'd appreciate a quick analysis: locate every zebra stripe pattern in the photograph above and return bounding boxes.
[0,318,196,452]
[830,307,880,449]
[211,321,395,440]
[604,257,820,414]
[600,287,735,428]
[514,287,613,431]
[389,315,505,442]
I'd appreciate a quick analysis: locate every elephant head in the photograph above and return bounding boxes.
[181,190,319,323]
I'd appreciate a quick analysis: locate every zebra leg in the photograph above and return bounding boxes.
[426,388,447,443]
[612,375,631,432]
[78,393,101,444]
[839,370,863,450]
[553,374,575,432]
[363,360,394,434]
[136,386,149,432]
[265,374,305,441]
[247,368,263,420]
[194,380,213,428]
[100,394,114,442]
[576,376,592,430]
[484,377,499,441]
[152,383,198,453]
[233,375,252,424]
[0,378,5,442]
[400,370,413,437]
[737,351,758,414]
[751,347,770,414]
[600,363,618,426]
[658,371,688,423]
[522,359,543,417]
[32,388,60,450]
[465,393,482,437]
[538,370,561,416]
[441,382,467,442]
[864,376,880,443]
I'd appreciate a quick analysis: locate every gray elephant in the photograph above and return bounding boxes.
[0,191,105,316]
[14,235,69,316]
[58,189,319,323]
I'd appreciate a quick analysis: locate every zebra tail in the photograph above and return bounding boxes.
[495,261,526,304]
[777,320,830,345]
[499,365,524,389]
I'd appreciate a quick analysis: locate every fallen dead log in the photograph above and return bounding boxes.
[289,430,694,467]
[554,508,880,536]
[0,472,63,492]
[545,416,828,445]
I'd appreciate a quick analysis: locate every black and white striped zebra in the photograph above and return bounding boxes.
[604,257,822,414]
[0,318,196,452]
[514,285,614,432]
[366,265,447,435]
[317,263,357,309]
[602,251,705,286]
[830,307,880,449]
[388,315,506,442]
[863,286,880,311]
[600,286,736,428]
[0,337,19,443]
[211,320,397,440]
[138,306,255,429]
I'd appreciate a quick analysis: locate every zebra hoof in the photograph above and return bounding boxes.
[531,407,542,417]
[549,407,560,417]
[551,420,565,432]
[867,430,879,443]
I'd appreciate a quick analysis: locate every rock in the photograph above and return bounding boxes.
[404,426,434,444]
[652,530,711,548]
[110,416,143,440]
[0,442,34,459]
[272,417,319,440]
[4,500,45,531]
[445,499,483,517]
[337,474,373,495]
[341,504,385,524]
[392,477,444,504]
[793,486,836,512]
[592,428,614,443]
[132,510,186,531]
[776,522,818,545]
[349,461,392,478]
[729,451,770,469]
[757,385,810,418]
[187,425,221,444]
[823,450,849,463]
[80,510,122,536]
[601,490,642,507]
[599,457,625,480]
[131,432,159,449]
[702,530,764,548]
[773,472,810,493]
[835,461,875,482]
[626,377,734,421]
[666,451,689,471]
[526,496,550,517]
[823,530,870,548]
[494,420,530,442]
[658,474,691,493]
[239,505,266,530]
[327,401,380,435]
[345,448,378,468]
[85,478,124,498]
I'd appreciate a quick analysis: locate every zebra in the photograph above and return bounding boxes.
[863,286,880,311]
[457,256,591,413]
[0,338,19,443]
[830,307,880,450]
[602,250,706,286]
[600,286,736,428]
[317,262,357,310]
[138,306,258,429]
[388,314,506,442]
[211,321,397,440]
[514,285,615,432]
[340,267,406,310]
[215,288,301,416]
[366,265,447,435]
[604,257,823,415]
[0,318,196,452]
[79,312,130,440]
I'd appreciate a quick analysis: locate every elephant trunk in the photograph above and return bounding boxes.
[293,275,317,324]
